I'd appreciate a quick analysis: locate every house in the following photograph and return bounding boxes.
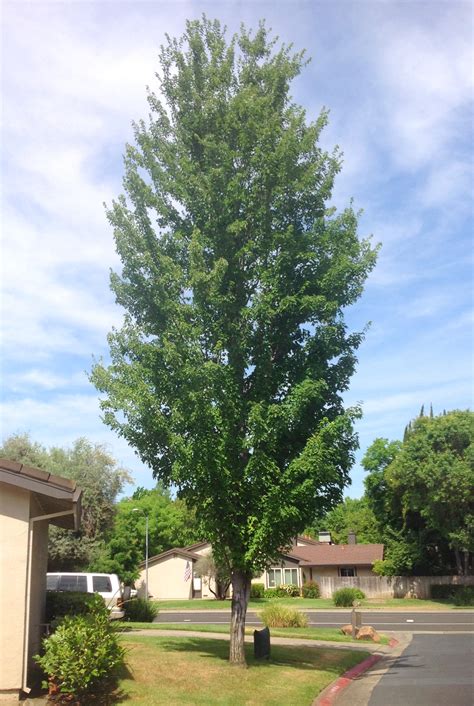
[137,533,383,600]
[0,459,81,703]
[137,541,213,600]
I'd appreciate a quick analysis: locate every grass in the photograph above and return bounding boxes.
[116,635,369,705]
[119,621,390,645]
[152,596,471,611]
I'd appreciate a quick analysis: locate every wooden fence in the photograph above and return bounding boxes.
[315,574,474,599]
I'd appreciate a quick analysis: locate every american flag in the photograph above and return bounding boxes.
[184,561,191,582]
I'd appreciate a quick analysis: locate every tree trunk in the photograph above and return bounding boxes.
[229,570,251,665]
[454,548,464,575]
[463,551,470,576]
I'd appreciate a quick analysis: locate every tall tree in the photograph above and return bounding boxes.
[0,434,131,570]
[91,18,377,664]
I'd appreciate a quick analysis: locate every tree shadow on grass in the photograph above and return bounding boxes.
[153,636,362,673]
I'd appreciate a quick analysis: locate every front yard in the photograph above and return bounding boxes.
[120,622,391,645]
[117,635,369,705]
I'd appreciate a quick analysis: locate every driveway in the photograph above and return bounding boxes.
[335,634,474,706]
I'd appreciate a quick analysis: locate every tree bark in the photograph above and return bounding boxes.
[454,548,464,576]
[229,569,251,665]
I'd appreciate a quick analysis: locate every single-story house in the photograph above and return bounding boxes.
[0,459,81,703]
[137,533,384,600]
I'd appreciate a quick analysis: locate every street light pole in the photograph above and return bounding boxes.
[145,513,149,602]
[132,508,149,601]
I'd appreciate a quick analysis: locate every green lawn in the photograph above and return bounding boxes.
[117,635,369,705]
[152,597,470,611]
[119,621,390,645]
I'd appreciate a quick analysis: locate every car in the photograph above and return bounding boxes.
[46,572,124,619]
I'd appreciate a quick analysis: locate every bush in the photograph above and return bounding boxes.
[35,600,125,701]
[430,584,474,602]
[280,583,300,597]
[263,584,299,598]
[333,587,366,607]
[453,587,474,606]
[45,591,106,623]
[250,583,265,599]
[123,598,158,622]
[302,580,320,599]
[260,603,308,628]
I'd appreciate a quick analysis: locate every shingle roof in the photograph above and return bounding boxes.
[0,458,82,529]
[289,543,384,566]
[141,547,202,568]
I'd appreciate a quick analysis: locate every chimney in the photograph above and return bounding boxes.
[318,531,332,544]
[348,531,357,545]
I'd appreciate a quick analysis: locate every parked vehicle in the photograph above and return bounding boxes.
[46,572,124,619]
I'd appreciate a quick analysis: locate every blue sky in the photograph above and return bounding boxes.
[1,0,472,499]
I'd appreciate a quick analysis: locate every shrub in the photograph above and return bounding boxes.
[280,583,300,597]
[431,585,474,603]
[45,591,106,623]
[333,587,366,607]
[260,603,308,628]
[263,584,299,598]
[302,580,320,599]
[453,587,474,606]
[35,600,125,701]
[250,583,265,599]
[123,598,158,622]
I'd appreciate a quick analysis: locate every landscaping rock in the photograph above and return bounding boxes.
[340,624,354,636]
[356,625,381,642]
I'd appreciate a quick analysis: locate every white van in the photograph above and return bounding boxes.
[46,572,124,619]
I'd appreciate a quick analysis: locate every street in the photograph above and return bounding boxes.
[368,634,474,706]
[155,609,474,633]
[335,633,474,706]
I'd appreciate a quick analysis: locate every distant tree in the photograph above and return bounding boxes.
[0,434,131,570]
[305,497,380,544]
[90,18,378,663]
[362,437,402,526]
[363,411,473,575]
[90,484,200,584]
[194,551,231,600]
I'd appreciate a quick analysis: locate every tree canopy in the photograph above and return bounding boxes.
[305,496,380,545]
[0,434,131,570]
[363,410,474,576]
[90,484,200,584]
[91,18,378,663]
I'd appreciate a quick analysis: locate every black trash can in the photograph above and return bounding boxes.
[254,626,271,659]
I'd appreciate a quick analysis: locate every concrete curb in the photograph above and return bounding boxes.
[313,653,383,706]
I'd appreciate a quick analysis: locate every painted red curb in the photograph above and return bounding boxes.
[315,653,382,706]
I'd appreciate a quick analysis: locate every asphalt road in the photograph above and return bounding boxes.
[154,610,474,632]
[368,634,474,706]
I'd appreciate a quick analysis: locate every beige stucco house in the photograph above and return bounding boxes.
[138,534,384,600]
[0,459,81,703]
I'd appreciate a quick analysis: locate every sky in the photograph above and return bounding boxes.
[1,0,473,499]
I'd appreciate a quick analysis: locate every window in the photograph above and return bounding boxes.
[283,568,298,585]
[267,568,281,587]
[268,567,299,587]
[339,567,357,577]
[58,575,88,592]
[92,576,112,593]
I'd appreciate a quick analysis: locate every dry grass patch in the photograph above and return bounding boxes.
[117,635,369,705]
